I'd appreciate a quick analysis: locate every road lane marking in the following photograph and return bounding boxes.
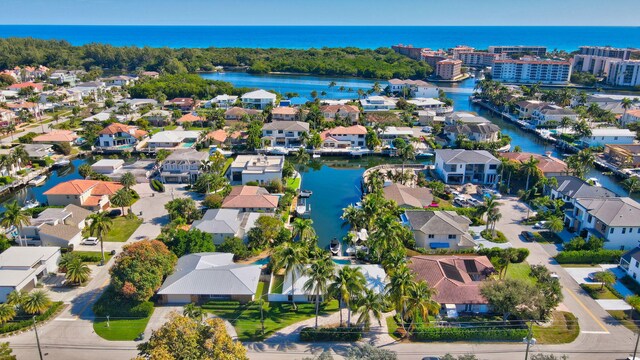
[566,288,609,333]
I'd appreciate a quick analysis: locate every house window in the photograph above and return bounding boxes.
[623,228,627,234]
[610,228,614,234]
[587,215,592,223]
[448,234,457,239]
[634,273,637,279]
[428,234,435,239]
[489,165,497,170]
[635,261,639,268]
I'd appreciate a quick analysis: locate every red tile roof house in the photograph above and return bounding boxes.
[207,129,245,146]
[167,98,196,112]
[271,106,298,121]
[320,125,367,149]
[32,130,79,145]
[44,180,123,211]
[96,123,148,151]
[221,186,279,213]
[408,255,495,315]
[8,82,44,93]
[176,112,207,126]
[320,105,361,124]
[501,152,568,177]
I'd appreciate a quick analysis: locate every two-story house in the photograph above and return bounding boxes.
[403,210,476,250]
[96,123,147,150]
[44,180,123,211]
[442,123,501,146]
[0,247,61,303]
[241,89,277,110]
[271,107,298,121]
[261,121,309,148]
[147,130,200,150]
[434,149,500,185]
[360,96,396,112]
[320,125,367,149]
[167,98,195,112]
[221,186,279,213]
[206,94,238,109]
[20,204,91,248]
[387,79,439,98]
[227,155,284,185]
[320,105,360,124]
[160,149,209,184]
[530,105,579,127]
[570,197,640,250]
[619,247,640,283]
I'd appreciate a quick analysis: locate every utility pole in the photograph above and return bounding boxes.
[633,329,640,360]
[107,315,110,328]
[524,320,533,360]
[33,316,44,360]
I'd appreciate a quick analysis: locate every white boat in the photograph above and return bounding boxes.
[53,159,70,167]
[312,154,321,159]
[330,238,341,256]
[587,177,602,187]
[295,197,311,218]
[21,199,40,211]
[28,175,47,186]
[350,147,368,156]
[269,147,289,155]
[299,189,313,198]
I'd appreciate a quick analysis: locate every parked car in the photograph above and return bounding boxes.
[81,237,99,246]
[467,198,481,206]
[520,231,536,242]
[533,221,547,229]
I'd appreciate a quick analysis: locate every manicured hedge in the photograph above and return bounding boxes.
[481,230,508,243]
[554,250,623,264]
[151,179,165,192]
[478,247,530,263]
[0,301,64,334]
[412,326,527,342]
[93,286,154,318]
[300,327,363,342]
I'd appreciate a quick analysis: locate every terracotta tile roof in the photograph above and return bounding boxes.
[320,104,360,114]
[501,152,567,175]
[44,180,123,197]
[6,102,37,109]
[207,129,243,142]
[627,109,640,118]
[8,82,43,91]
[272,107,297,115]
[320,125,367,140]
[408,255,495,305]
[177,113,205,123]
[168,98,194,106]
[33,130,78,143]
[98,123,147,139]
[222,186,279,209]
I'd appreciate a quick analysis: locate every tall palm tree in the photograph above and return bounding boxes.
[272,242,308,310]
[405,281,439,332]
[22,290,51,315]
[183,303,204,320]
[110,188,132,216]
[355,288,387,331]
[397,143,416,176]
[385,264,414,331]
[87,212,113,265]
[6,291,25,307]
[522,156,540,191]
[0,303,16,324]
[303,254,335,328]
[291,218,316,244]
[544,215,564,233]
[119,172,136,190]
[621,97,633,125]
[559,116,573,135]
[1,201,30,246]
[328,266,366,327]
[341,204,365,230]
[487,208,502,237]
[65,258,91,285]
[482,195,500,232]
[623,176,640,197]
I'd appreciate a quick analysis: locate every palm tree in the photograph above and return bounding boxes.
[272,242,308,310]
[355,288,387,331]
[291,218,316,244]
[328,266,366,327]
[293,147,310,163]
[1,201,30,246]
[341,204,365,230]
[183,303,204,320]
[0,303,16,324]
[22,290,51,315]
[559,116,573,135]
[6,291,25,307]
[303,254,335,328]
[623,176,640,197]
[87,212,113,265]
[397,143,416,176]
[522,156,540,191]
[594,271,616,291]
[405,281,439,332]
[328,81,337,89]
[621,98,633,125]
[572,120,592,139]
[110,189,132,216]
[487,208,502,237]
[65,258,91,285]
[385,264,414,331]
[482,195,500,232]
[371,82,382,94]
[119,172,136,190]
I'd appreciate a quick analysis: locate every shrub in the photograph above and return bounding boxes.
[53,142,72,155]
[0,301,63,334]
[217,237,250,260]
[300,327,363,342]
[151,179,165,192]
[203,194,223,209]
[480,230,507,243]
[554,250,623,264]
[478,247,529,263]
[93,286,154,318]
[75,252,104,263]
[18,132,37,144]
[245,181,259,186]
[412,326,527,342]
[0,176,13,185]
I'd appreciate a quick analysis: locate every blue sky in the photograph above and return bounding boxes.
[2,0,639,26]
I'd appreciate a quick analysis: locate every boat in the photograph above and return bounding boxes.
[312,153,321,159]
[28,175,47,186]
[299,189,313,198]
[269,147,289,155]
[587,177,602,187]
[295,196,311,218]
[21,198,40,211]
[53,158,70,168]
[330,238,341,256]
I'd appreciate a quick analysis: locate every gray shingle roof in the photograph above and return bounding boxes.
[262,121,309,132]
[405,210,471,234]
[158,253,261,296]
[435,149,499,164]
[577,197,640,227]
[554,176,617,199]
[191,209,241,235]
[38,223,81,241]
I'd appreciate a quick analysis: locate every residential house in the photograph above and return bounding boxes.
[91,159,124,174]
[0,247,61,303]
[224,107,261,121]
[49,70,78,85]
[403,210,476,250]
[443,123,500,145]
[241,89,277,110]
[434,149,500,185]
[191,209,262,244]
[147,130,199,150]
[167,98,195,112]
[261,121,309,147]
[176,112,206,126]
[271,107,298,121]
[207,129,244,147]
[103,75,137,87]
[145,110,172,126]
[581,128,636,148]
[383,183,434,208]
[157,253,261,304]
[121,98,157,110]
[44,180,123,211]
[21,144,54,160]
[530,105,578,126]
[227,155,284,185]
[515,100,547,120]
[0,108,16,127]
[320,104,361,124]
[32,130,79,145]
[387,79,439,98]
[619,247,640,283]
[20,204,91,248]
[569,197,640,250]
[407,98,451,114]
[93,159,155,183]
[604,144,640,168]
[70,81,106,101]
[550,175,617,209]
[621,110,640,127]
[221,186,279,213]
[160,149,209,183]
[206,94,238,109]
[409,255,495,315]
[445,112,491,125]
[502,152,568,177]
[320,125,367,148]
[96,123,147,150]
[378,126,415,145]
[8,82,44,93]
[360,96,397,112]
[270,264,387,303]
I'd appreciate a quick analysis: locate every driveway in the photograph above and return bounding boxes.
[564,267,603,285]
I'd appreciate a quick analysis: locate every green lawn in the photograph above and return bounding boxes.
[286,177,301,191]
[608,310,640,332]
[203,300,339,341]
[559,264,600,268]
[386,316,401,340]
[103,216,143,242]
[93,315,152,341]
[532,311,579,344]
[581,284,620,300]
[271,275,284,294]
[504,262,535,285]
[534,231,563,244]
[222,158,233,175]
[73,251,113,264]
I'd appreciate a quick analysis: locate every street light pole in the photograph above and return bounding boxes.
[33,316,44,360]
[524,320,533,360]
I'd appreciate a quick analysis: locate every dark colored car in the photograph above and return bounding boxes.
[521,231,536,242]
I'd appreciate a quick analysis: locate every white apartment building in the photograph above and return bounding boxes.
[492,60,572,84]
[241,89,277,110]
[434,149,500,185]
[572,55,622,76]
[488,46,547,56]
[607,60,640,87]
[386,79,439,98]
[579,46,632,60]
[456,52,505,67]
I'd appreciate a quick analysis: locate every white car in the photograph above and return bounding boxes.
[533,221,547,229]
[82,237,99,246]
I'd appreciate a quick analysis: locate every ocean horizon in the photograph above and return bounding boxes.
[0,25,638,50]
